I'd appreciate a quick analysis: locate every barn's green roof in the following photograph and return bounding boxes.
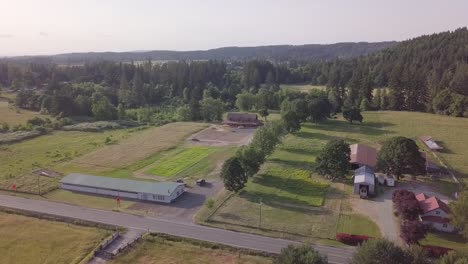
[61,173,183,195]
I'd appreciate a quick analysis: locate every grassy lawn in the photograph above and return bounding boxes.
[0,212,109,264]
[111,236,272,264]
[337,214,382,238]
[0,130,130,193]
[280,84,326,93]
[147,146,217,177]
[421,232,468,252]
[0,101,48,126]
[364,111,468,186]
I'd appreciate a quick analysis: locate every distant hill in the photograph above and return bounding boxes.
[9,42,397,64]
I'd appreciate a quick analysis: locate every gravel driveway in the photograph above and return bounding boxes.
[351,181,452,245]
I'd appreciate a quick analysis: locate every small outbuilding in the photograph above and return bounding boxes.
[223,112,263,128]
[350,144,378,169]
[61,173,185,203]
[420,136,443,151]
[353,166,376,198]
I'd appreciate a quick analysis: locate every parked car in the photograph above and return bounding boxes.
[196,179,206,186]
[385,175,395,187]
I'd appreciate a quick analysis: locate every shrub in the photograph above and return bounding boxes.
[205,198,215,209]
[421,245,453,258]
[336,233,371,246]
[392,189,422,220]
[400,221,429,245]
[351,239,407,264]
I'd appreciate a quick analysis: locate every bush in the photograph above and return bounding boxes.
[205,198,215,209]
[400,221,429,245]
[351,239,407,264]
[422,245,453,258]
[336,233,371,246]
[392,189,422,220]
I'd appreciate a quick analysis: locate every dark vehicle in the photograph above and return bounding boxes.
[196,179,206,186]
[176,178,184,183]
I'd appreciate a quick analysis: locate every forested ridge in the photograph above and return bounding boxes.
[6,41,396,64]
[0,28,466,124]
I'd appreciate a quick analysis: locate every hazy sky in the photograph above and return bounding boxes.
[1,0,467,56]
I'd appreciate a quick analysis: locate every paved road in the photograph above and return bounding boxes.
[0,194,354,264]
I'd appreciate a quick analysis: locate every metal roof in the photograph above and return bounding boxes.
[354,166,375,185]
[350,144,378,168]
[61,173,183,195]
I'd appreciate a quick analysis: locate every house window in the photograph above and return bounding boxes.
[157,195,165,200]
[436,211,440,215]
[443,223,448,228]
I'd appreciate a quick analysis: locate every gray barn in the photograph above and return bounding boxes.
[61,173,185,203]
[353,166,375,198]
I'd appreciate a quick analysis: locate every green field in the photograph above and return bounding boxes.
[0,212,109,264]
[111,236,272,264]
[337,214,382,238]
[147,146,217,177]
[280,84,326,93]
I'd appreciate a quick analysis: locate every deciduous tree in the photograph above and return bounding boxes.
[315,140,350,181]
[220,157,247,192]
[274,244,327,264]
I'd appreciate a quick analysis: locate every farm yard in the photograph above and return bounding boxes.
[203,111,467,242]
[0,212,110,264]
[111,235,272,264]
[189,125,256,146]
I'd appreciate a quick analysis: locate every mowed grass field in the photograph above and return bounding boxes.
[111,236,272,264]
[280,84,326,93]
[208,111,468,241]
[0,212,109,264]
[0,101,48,125]
[147,146,217,177]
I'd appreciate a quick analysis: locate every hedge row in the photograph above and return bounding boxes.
[336,233,372,246]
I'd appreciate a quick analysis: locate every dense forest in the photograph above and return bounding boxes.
[6,42,396,64]
[0,28,467,124]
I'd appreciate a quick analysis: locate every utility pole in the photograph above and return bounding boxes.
[259,198,263,229]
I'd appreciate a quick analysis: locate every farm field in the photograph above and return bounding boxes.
[206,111,467,241]
[62,122,207,174]
[0,212,109,264]
[0,130,130,193]
[146,146,217,177]
[280,84,326,92]
[111,236,272,264]
[0,100,48,126]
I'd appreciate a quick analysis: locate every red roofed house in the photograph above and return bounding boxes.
[350,144,378,169]
[223,113,263,128]
[416,193,455,232]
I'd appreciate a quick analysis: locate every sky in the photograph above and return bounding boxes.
[0,0,467,56]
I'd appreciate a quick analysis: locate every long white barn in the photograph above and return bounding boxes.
[61,173,185,203]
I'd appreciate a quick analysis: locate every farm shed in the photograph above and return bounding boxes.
[353,166,375,198]
[60,173,185,203]
[420,136,443,151]
[350,144,378,169]
[222,112,263,127]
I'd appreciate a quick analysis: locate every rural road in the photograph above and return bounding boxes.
[0,194,354,263]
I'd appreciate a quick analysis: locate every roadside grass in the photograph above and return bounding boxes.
[280,84,326,93]
[64,122,207,173]
[0,130,129,193]
[146,146,217,177]
[337,214,382,238]
[0,101,48,126]
[420,232,468,252]
[0,212,109,264]
[111,236,272,264]
[45,189,136,211]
